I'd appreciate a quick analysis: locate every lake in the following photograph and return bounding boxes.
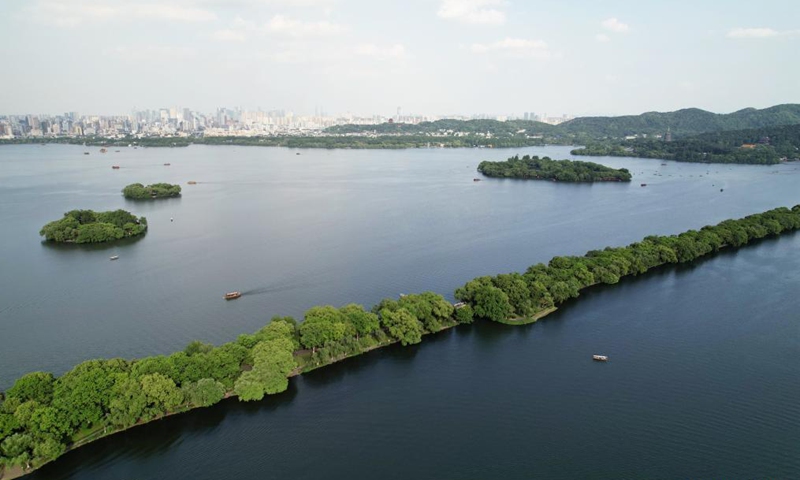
[1,144,798,479]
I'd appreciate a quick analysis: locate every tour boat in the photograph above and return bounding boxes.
[112,165,120,169]
[592,355,608,361]
[224,292,242,300]
[109,255,119,261]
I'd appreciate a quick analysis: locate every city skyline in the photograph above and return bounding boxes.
[1,0,798,116]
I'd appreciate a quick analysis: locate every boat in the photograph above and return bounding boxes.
[100,148,107,153]
[640,183,647,187]
[115,150,120,153]
[112,165,120,169]
[163,163,171,166]
[296,152,301,155]
[187,181,197,185]
[83,152,90,155]
[661,163,667,166]
[720,188,724,192]
[473,178,482,182]
[224,292,242,300]
[592,355,608,361]
[109,255,119,261]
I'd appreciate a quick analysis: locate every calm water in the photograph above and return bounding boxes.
[1,144,799,479]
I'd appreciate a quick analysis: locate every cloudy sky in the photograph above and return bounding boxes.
[1,0,798,117]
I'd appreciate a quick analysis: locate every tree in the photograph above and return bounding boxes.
[340,304,380,339]
[6,372,54,405]
[472,285,512,322]
[380,308,423,346]
[454,305,474,324]
[107,376,147,427]
[184,340,214,356]
[233,371,266,402]
[32,435,65,462]
[182,379,226,407]
[140,374,183,415]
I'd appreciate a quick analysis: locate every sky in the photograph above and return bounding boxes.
[1,0,798,117]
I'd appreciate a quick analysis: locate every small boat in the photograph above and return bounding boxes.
[187,181,197,185]
[115,150,120,153]
[163,163,171,166]
[296,152,301,155]
[224,292,242,300]
[720,188,724,192]
[84,152,90,155]
[592,355,608,362]
[640,183,647,187]
[100,148,107,153]
[473,178,482,182]
[109,255,119,261]
[112,165,120,169]
[661,163,667,166]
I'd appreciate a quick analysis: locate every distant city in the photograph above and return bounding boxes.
[0,107,575,140]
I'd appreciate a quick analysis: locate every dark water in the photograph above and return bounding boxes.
[1,144,799,479]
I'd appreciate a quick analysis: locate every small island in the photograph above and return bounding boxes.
[477,155,632,182]
[39,209,147,244]
[122,183,181,200]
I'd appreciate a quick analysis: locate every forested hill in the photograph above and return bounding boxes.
[324,104,800,140]
[571,123,800,165]
[325,119,557,135]
[558,104,800,137]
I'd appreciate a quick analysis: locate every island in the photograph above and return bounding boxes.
[4,205,800,478]
[477,155,632,182]
[38,209,147,244]
[122,183,182,200]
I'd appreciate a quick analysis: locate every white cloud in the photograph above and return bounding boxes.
[212,29,247,42]
[264,14,346,36]
[595,33,610,43]
[355,44,410,60]
[438,0,506,26]
[471,38,553,59]
[726,27,799,38]
[602,17,629,33]
[103,45,198,61]
[29,0,217,27]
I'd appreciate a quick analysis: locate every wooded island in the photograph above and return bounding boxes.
[122,183,181,200]
[478,155,632,182]
[38,210,147,244]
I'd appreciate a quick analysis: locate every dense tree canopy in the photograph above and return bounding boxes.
[122,183,181,200]
[39,209,147,244]
[478,155,631,182]
[572,124,800,165]
[456,206,800,324]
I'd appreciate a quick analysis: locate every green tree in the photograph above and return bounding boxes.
[182,379,226,407]
[380,308,423,346]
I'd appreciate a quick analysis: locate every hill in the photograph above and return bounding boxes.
[558,104,800,138]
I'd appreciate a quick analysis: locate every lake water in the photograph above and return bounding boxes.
[1,144,798,479]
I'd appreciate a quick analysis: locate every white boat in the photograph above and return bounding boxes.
[109,255,119,261]
[592,355,608,361]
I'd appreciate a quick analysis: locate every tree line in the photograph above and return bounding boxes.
[7,204,800,475]
[571,124,800,165]
[122,183,182,200]
[0,293,473,473]
[455,206,800,323]
[478,155,632,182]
[39,210,147,244]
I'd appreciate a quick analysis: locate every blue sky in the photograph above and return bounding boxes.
[1,0,798,116]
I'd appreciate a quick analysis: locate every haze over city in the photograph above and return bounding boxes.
[1,0,798,117]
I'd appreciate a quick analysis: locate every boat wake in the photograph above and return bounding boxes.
[240,280,316,297]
